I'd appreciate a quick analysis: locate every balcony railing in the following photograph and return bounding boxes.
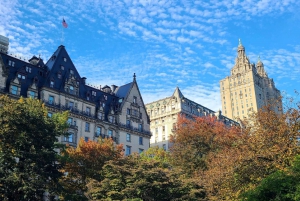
[43,100,95,118]
[118,123,151,136]
[95,132,117,142]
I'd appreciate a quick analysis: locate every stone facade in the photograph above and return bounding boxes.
[0,44,151,154]
[145,87,238,151]
[220,40,282,120]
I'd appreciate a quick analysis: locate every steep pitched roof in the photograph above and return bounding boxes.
[114,82,133,98]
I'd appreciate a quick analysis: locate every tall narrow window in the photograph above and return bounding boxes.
[96,127,101,137]
[85,122,90,132]
[139,136,143,145]
[86,107,91,115]
[108,130,113,137]
[50,81,54,88]
[133,96,137,104]
[11,85,18,95]
[126,133,131,142]
[48,95,54,104]
[126,146,131,156]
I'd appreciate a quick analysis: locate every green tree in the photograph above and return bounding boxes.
[0,96,68,200]
[241,155,300,201]
[88,154,206,201]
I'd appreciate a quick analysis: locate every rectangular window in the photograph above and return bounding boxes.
[86,107,91,115]
[64,57,67,62]
[28,91,36,98]
[85,122,90,132]
[163,144,166,151]
[61,65,64,70]
[139,149,144,154]
[67,117,73,125]
[140,112,142,118]
[162,126,165,132]
[127,108,131,115]
[64,133,74,142]
[11,85,18,95]
[126,133,131,142]
[126,120,130,127]
[108,130,113,137]
[96,127,101,136]
[139,136,143,145]
[84,137,89,142]
[47,112,52,117]
[50,81,54,88]
[126,146,131,156]
[26,66,31,73]
[68,101,74,109]
[138,124,143,132]
[133,96,137,104]
[48,95,54,104]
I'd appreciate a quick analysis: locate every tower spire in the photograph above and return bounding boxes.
[238,38,242,46]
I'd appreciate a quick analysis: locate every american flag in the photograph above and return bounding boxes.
[62,18,68,28]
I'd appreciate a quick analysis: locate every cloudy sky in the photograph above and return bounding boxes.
[1,0,299,111]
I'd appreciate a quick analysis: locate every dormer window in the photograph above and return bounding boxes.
[133,96,137,103]
[64,57,67,62]
[69,86,74,94]
[50,81,54,88]
[58,72,62,79]
[11,85,19,95]
[92,91,96,96]
[8,60,15,67]
[70,69,74,74]
[109,116,114,123]
[61,65,64,70]
[26,67,31,73]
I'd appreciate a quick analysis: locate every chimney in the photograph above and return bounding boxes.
[111,85,118,93]
[82,77,87,84]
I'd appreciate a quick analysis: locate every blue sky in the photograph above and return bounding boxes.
[1,0,299,111]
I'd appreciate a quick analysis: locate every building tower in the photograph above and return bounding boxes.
[220,40,282,120]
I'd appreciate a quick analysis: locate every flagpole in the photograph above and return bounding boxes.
[61,19,64,45]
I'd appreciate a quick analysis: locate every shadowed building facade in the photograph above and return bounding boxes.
[220,40,282,120]
[0,42,151,155]
[145,87,238,151]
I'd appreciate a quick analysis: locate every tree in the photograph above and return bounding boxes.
[170,115,240,175]
[203,104,300,200]
[241,155,300,201]
[59,137,123,200]
[0,96,68,200]
[88,154,206,201]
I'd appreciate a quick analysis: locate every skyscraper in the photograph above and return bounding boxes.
[220,40,282,120]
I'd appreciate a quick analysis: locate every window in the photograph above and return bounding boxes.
[47,112,52,117]
[126,146,131,156]
[64,57,67,62]
[140,112,142,118]
[92,91,96,96]
[126,133,131,142]
[67,118,73,125]
[86,107,91,115]
[61,65,64,70]
[84,137,89,142]
[58,73,62,79]
[163,144,166,151]
[108,130,113,137]
[25,66,31,73]
[126,120,130,127]
[98,112,103,120]
[70,69,74,74]
[48,95,54,104]
[138,124,143,132]
[139,136,143,145]
[139,149,144,154]
[127,108,131,115]
[155,128,158,133]
[162,126,165,132]
[65,132,74,142]
[11,85,18,95]
[17,74,25,79]
[50,81,54,88]
[133,96,137,104]
[69,86,74,94]
[28,91,36,98]
[96,127,101,137]
[109,116,114,123]
[8,60,15,67]
[85,122,90,132]
[68,101,74,109]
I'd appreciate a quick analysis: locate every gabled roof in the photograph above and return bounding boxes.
[172,86,184,99]
[114,82,133,98]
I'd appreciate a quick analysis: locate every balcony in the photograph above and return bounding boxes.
[68,124,78,130]
[95,132,117,143]
[118,123,151,136]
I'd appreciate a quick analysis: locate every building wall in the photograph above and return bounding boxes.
[220,42,282,120]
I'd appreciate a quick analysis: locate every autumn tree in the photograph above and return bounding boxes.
[203,103,300,200]
[0,96,68,200]
[59,137,123,200]
[88,154,206,201]
[170,115,240,175]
